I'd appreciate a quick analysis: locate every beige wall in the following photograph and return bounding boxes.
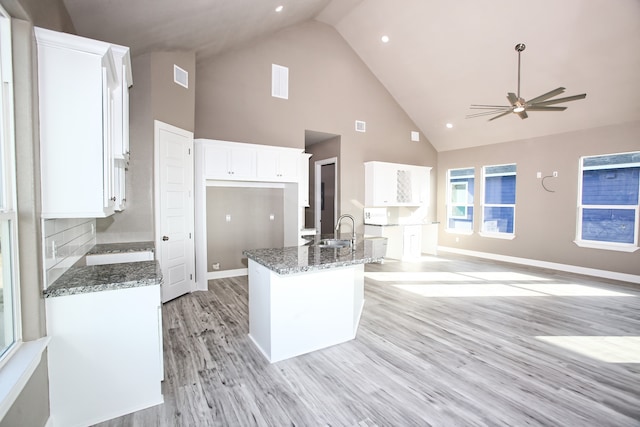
[195,21,438,230]
[206,187,284,271]
[97,51,196,243]
[438,120,640,276]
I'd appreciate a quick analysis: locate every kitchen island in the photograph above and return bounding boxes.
[243,235,386,363]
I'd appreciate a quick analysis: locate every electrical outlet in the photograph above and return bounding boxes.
[212,263,220,270]
[225,214,231,222]
[269,214,275,221]
[536,172,542,179]
[553,171,558,177]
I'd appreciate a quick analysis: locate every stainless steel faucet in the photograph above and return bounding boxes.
[335,214,356,248]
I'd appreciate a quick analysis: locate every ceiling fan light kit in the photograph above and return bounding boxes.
[467,43,587,121]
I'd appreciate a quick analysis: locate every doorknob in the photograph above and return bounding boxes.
[162,236,169,241]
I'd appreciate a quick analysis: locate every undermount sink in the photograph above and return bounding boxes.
[317,239,352,248]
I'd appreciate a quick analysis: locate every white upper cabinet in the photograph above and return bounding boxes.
[365,161,431,207]
[203,142,256,179]
[200,139,302,183]
[256,147,300,182]
[35,27,131,218]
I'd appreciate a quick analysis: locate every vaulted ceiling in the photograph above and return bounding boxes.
[61,0,640,151]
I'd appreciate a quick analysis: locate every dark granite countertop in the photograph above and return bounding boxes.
[43,260,163,298]
[242,234,387,275]
[87,241,155,255]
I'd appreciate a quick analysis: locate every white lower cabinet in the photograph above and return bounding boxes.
[46,285,163,427]
[365,224,422,260]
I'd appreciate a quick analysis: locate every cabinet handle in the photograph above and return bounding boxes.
[111,196,116,201]
[162,236,169,241]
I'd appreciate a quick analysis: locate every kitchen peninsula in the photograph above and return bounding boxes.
[243,236,386,363]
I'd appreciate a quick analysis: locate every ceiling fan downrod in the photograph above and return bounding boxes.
[515,43,525,102]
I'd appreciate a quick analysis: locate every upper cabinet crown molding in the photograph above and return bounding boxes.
[34,27,117,85]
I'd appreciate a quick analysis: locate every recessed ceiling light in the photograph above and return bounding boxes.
[381,35,390,43]
[275,5,284,12]
[446,123,453,129]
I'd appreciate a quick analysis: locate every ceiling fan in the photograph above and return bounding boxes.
[467,43,586,121]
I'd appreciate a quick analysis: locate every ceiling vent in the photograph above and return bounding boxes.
[174,65,188,89]
[355,120,366,132]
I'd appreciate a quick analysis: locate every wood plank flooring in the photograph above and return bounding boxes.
[95,254,640,426]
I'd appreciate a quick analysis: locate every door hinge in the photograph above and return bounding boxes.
[190,274,193,280]
[189,232,192,239]
[188,148,191,155]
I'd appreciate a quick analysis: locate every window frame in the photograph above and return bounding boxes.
[575,151,640,252]
[480,163,517,239]
[0,2,21,368]
[445,167,475,234]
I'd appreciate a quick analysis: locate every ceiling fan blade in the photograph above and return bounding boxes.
[470,104,512,109]
[525,87,565,105]
[530,93,587,107]
[526,106,567,111]
[466,109,512,119]
[488,110,513,121]
[516,110,528,120]
[507,92,518,105]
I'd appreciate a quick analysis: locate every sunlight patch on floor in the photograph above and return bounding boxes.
[461,271,552,281]
[514,283,634,297]
[391,283,636,298]
[366,271,483,283]
[393,284,543,297]
[536,336,640,363]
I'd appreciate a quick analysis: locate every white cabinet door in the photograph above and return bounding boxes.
[110,44,132,162]
[229,145,256,178]
[204,143,256,179]
[365,162,397,206]
[46,285,163,427]
[203,144,231,178]
[299,153,312,207]
[36,27,127,218]
[256,148,300,182]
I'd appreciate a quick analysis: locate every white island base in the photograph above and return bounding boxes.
[248,259,364,363]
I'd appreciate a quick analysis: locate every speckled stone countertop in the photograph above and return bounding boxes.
[43,260,162,298]
[87,241,155,255]
[242,234,387,275]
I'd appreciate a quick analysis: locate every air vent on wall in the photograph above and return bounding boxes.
[355,120,366,132]
[272,64,289,99]
[174,65,188,89]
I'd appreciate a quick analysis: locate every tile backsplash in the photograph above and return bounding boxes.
[43,218,96,287]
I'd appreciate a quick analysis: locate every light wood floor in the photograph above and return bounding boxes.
[95,254,640,426]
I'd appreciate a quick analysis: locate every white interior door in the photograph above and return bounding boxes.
[154,120,195,303]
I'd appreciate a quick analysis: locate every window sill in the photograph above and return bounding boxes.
[445,229,473,235]
[0,337,50,421]
[573,240,639,253]
[479,232,515,240]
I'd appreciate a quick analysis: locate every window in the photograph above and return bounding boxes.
[482,164,516,237]
[577,152,640,251]
[0,4,19,362]
[446,167,474,232]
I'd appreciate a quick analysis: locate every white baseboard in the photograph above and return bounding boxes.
[207,268,248,280]
[437,246,640,284]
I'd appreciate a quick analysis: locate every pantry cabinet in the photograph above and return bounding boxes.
[35,27,132,218]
